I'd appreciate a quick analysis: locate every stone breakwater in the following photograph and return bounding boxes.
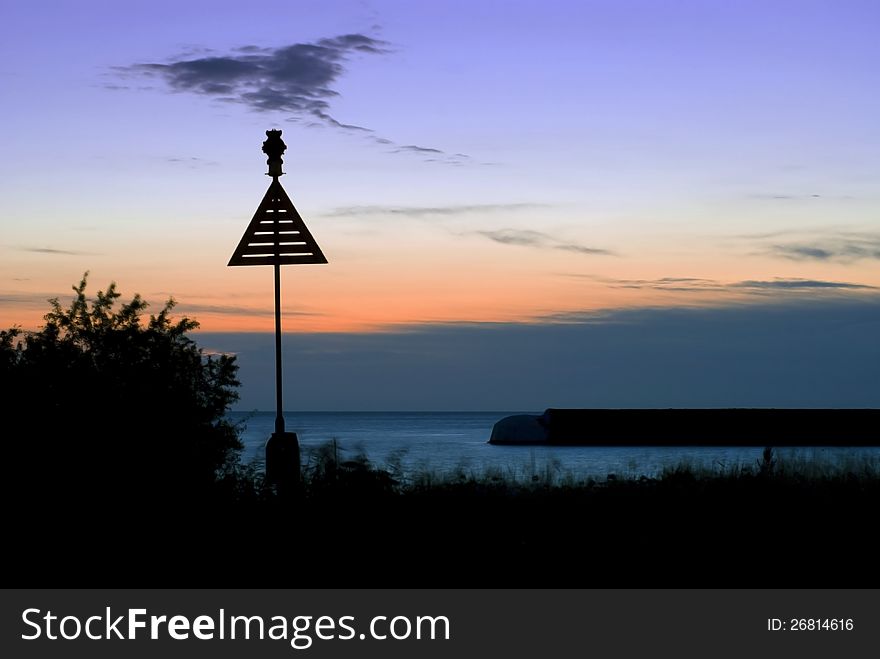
[489,408,880,446]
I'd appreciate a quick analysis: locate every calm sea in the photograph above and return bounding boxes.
[229,411,877,480]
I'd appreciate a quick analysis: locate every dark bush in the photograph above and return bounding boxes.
[2,274,242,510]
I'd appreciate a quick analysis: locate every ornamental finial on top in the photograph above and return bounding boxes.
[262,129,287,178]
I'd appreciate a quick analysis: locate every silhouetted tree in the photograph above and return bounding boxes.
[2,274,241,510]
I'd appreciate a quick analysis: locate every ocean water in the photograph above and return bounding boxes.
[229,411,878,480]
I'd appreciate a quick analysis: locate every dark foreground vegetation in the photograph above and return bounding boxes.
[4,278,878,587]
[222,450,880,588]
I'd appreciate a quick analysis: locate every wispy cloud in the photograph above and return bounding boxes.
[173,303,319,317]
[734,229,880,264]
[165,156,219,168]
[732,278,876,290]
[323,203,544,218]
[769,236,880,263]
[476,229,615,256]
[0,291,316,321]
[778,246,835,260]
[122,34,388,128]
[0,292,57,306]
[14,246,91,256]
[395,145,444,155]
[748,193,823,200]
[117,34,469,164]
[584,275,876,293]
[581,276,721,292]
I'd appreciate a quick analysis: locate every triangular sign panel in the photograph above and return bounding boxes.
[228,178,328,266]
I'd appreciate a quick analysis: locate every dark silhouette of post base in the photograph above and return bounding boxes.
[266,431,301,494]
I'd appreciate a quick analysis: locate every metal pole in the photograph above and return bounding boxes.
[274,261,284,434]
